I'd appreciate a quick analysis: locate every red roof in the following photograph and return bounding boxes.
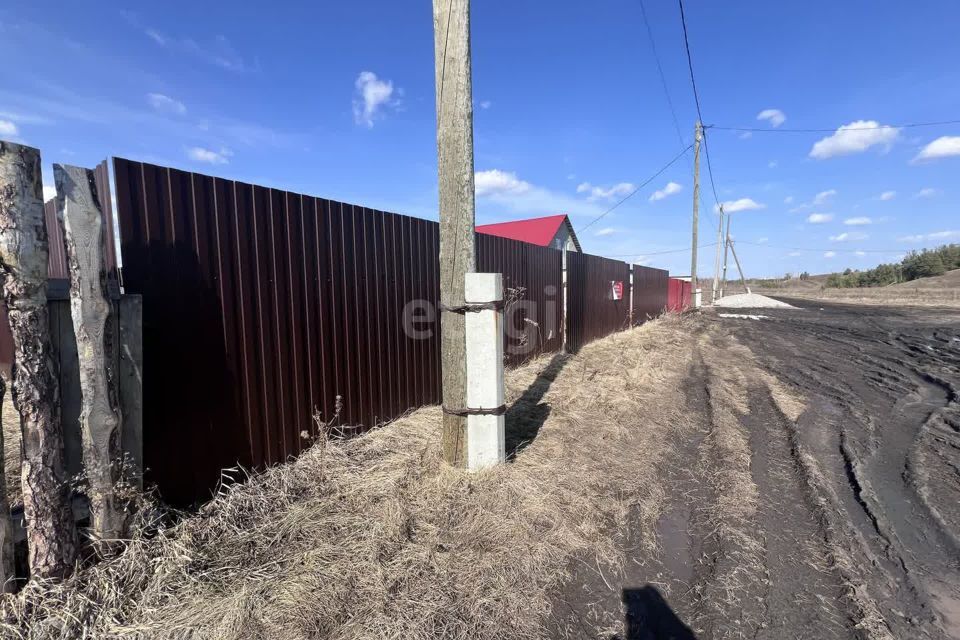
[476,214,572,247]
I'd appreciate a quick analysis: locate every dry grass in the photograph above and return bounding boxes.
[0,315,698,640]
[2,390,20,509]
[781,287,960,308]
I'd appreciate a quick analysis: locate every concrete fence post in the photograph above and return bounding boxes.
[464,272,505,470]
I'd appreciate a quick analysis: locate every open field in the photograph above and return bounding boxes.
[2,303,958,639]
[748,269,960,308]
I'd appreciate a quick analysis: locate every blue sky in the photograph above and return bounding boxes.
[1,1,959,277]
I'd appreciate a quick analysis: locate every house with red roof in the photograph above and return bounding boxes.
[475,214,581,252]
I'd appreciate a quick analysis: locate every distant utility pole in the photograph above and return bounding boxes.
[690,121,702,307]
[432,0,476,467]
[729,239,751,294]
[711,205,724,303]
[720,214,731,298]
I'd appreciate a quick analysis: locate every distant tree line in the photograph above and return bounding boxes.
[825,244,960,288]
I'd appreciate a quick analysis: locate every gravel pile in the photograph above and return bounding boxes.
[714,293,797,309]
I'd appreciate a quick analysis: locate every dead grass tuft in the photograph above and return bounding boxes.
[0,315,699,640]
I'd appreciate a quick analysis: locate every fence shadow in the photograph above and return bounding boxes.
[616,585,697,640]
[505,351,570,457]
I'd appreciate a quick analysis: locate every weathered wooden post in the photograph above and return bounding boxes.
[55,164,123,540]
[0,377,15,591]
[0,141,77,579]
[464,273,505,469]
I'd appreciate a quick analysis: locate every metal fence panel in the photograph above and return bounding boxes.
[632,265,669,325]
[566,251,631,352]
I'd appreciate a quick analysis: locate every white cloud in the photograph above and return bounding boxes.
[813,189,836,205]
[788,250,803,257]
[739,131,752,140]
[147,92,186,115]
[913,136,960,163]
[145,29,166,45]
[914,187,939,199]
[756,108,786,127]
[187,146,232,164]
[352,71,399,128]
[809,120,900,159]
[716,197,765,213]
[807,213,833,224]
[649,181,682,202]
[784,195,794,205]
[42,185,56,201]
[898,230,959,243]
[844,216,872,226]
[479,100,492,110]
[474,169,605,218]
[767,160,778,169]
[576,181,635,201]
[829,231,867,242]
[824,251,836,258]
[0,120,19,136]
[855,251,866,257]
[594,227,617,237]
[475,169,531,197]
[757,237,769,243]
[879,190,896,201]
[144,29,255,72]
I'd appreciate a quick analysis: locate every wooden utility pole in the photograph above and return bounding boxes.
[433,0,476,467]
[720,214,731,298]
[0,142,77,579]
[690,122,701,308]
[711,205,724,303]
[728,239,750,293]
[56,164,123,541]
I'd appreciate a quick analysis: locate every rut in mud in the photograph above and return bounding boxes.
[550,300,960,640]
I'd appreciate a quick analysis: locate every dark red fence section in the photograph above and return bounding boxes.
[632,265,669,324]
[476,235,563,365]
[114,158,443,503]
[667,278,691,312]
[566,251,631,352]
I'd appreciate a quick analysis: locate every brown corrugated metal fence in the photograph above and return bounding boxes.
[112,158,669,502]
[566,251,631,352]
[631,265,669,325]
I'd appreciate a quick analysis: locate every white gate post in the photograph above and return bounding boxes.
[464,272,505,470]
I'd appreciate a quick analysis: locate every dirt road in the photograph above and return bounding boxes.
[552,299,960,639]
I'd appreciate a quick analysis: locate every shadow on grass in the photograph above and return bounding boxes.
[505,352,570,458]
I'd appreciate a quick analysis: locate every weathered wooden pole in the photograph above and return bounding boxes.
[56,164,123,541]
[690,121,702,308]
[0,377,15,591]
[433,0,477,466]
[0,142,77,579]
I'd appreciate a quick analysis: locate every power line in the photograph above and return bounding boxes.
[639,0,687,153]
[711,119,960,133]
[580,144,693,232]
[605,242,718,258]
[676,0,722,222]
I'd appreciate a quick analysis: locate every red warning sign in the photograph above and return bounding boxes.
[611,280,624,300]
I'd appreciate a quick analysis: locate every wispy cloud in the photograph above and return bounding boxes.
[594,227,617,237]
[913,136,960,163]
[809,120,899,159]
[147,92,186,115]
[479,100,492,110]
[143,26,257,73]
[824,251,836,258]
[844,216,872,226]
[188,146,232,164]
[475,170,530,197]
[812,189,836,205]
[756,108,786,127]
[716,198,765,213]
[913,187,939,199]
[829,231,868,242]
[353,71,400,128]
[784,195,794,205]
[474,169,604,218]
[807,213,833,224]
[898,230,959,243]
[648,181,682,202]
[576,181,635,201]
[879,190,896,201]
[0,120,18,136]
